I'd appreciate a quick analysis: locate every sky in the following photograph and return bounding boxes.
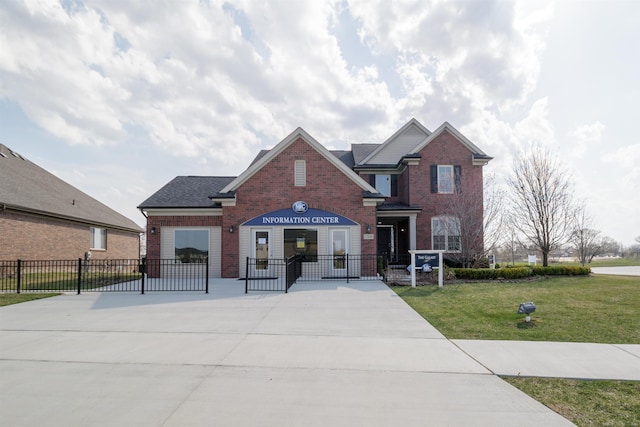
[1,0,638,246]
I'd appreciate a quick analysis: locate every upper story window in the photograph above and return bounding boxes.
[432,216,461,252]
[371,174,398,197]
[90,227,107,250]
[430,165,462,194]
[295,160,306,186]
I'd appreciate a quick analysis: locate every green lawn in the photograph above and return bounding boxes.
[504,378,640,427]
[391,274,640,427]
[0,293,61,306]
[392,275,640,343]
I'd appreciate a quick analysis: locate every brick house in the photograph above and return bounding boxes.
[0,144,142,261]
[138,118,492,278]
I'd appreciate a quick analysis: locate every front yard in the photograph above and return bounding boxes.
[392,274,640,427]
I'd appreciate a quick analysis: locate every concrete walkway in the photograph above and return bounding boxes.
[591,265,640,276]
[0,279,626,426]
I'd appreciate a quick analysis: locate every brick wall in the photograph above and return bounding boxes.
[222,137,377,277]
[408,129,484,251]
[0,210,140,260]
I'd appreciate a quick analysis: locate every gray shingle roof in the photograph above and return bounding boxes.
[351,143,379,164]
[138,176,236,209]
[0,144,142,232]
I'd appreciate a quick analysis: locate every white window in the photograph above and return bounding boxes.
[295,160,306,186]
[438,165,454,194]
[432,217,461,252]
[375,174,391,196]
[90,227,107,250]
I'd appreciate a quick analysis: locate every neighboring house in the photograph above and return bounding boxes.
[0,144,142,260]
[138,118,492,278]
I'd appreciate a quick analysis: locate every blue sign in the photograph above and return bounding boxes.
[415,253,440,268]
[244,207,357,226]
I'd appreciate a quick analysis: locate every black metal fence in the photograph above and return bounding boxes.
[245,254,380,293]
[0,258,209,294]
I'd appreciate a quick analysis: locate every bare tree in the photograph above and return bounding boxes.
[436,174,504,268]
[569,202,604,266]
[569,201,603,266]
[507,148,575,267]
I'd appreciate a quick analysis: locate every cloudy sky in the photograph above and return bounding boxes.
[1,0,638,246]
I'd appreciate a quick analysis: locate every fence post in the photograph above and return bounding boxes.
[285,258,289,294]
[77,258,82,294]
[245,257,249,294]
[205,257,209,294]
[346,253,350,284]
[140,258,146,295]
[16,259,21,294]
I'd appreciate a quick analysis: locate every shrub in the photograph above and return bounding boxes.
[531,266,590,276]
[451,268,499,280]
[498,267,532,279]
[450,267,532,280]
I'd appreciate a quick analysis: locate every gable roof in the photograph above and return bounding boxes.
[358,118,431,166]
[409,122,493,165]
[218,127,378,195]
[0,144,142,232]
[138,176,235,209]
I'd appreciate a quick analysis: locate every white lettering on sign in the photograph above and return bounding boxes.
[311,216,339,224]
[262,217,312,224]
[260,216,341,225]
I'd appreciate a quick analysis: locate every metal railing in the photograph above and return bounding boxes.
[0,258,209,294]
[245,254,380,292]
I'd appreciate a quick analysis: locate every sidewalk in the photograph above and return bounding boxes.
[453,340,640,380]
[0,280,578,426]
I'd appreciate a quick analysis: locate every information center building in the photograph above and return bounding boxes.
[138,118,492,278]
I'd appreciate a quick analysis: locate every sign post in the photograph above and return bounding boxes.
[409,250,446,288]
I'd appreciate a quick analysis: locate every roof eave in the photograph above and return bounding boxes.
[5,204,143,233]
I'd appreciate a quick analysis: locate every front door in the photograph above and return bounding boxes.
[377,225,394,262]
[330,229,348,274]
[253,229,272,275]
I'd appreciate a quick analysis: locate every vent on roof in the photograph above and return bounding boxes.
[9,151,25,160]
[0,152,6,158]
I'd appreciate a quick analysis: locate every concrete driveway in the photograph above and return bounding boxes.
[0,280,574,426]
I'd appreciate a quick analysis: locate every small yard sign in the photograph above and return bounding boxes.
[409,250,446,288]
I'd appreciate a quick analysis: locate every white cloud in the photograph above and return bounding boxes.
[566,121,605,160]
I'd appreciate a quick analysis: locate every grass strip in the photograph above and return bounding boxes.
[504,377,640,427]
[0,293,61,307]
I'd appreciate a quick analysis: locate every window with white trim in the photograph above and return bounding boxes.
[430,165,462,194]
[432,216,461,251]
[90,227,107,250]
[295,160,306,186]
[438,165,454,193]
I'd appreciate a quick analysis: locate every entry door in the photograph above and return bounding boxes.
[253,229,272,274]
[330,229,348,273]
[377,225,394,262]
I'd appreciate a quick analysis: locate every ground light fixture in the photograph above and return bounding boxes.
[517,302,536,322]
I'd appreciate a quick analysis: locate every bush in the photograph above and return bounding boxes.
[448,265,589,281]
[498,267,532,279]
[531,266,590,276]
[451,268,499,280]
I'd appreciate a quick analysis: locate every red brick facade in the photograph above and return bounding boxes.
[141,121,489,277]
[407,129,484,250]
[222,137,377,277]
[0,210,140,260]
